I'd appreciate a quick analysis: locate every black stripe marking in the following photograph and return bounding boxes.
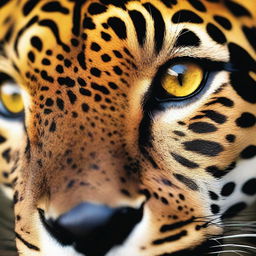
[188,122,217,133]
[160,0,177,8]
[191,112,226,124]
[188,0,207,12]
[16,232,40,251]
[99,0,128,10]
[88,3,108,15]
[77,51,86,70]
[184,139,223,156]
[173,173,199,191]
[2,148,11,163]
[14,16,39,57]
[72,0,87,36]
[42,1,69,14]
[0,42,3,55]
[206,23,227,44]
[160,217,194,233]
[3,24,14,44]
[138,114,159,169]
[129,10,147,47]
[225,0,252,17]
[242,26,256,52]
[12,62,20,73]
[152,230,187,245]
[214,15,232,30]
[107,17,127,40]
[172,10,203,24]
[56,98,64,110]
[38,19,70,52]
[175,29,200,47]
[228,43,256,104]
[205,97,234,107]
[171,153,199,168]
[67,90,77,104]
[0,135,7,144]
[206,165,227,178]
[173,130,186,137]
[202,110,227,124]
[22,0,41,16]
[143,3,165,53]
[228,43,256,71]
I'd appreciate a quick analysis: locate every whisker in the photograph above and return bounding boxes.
[223,219,256,222]
[223,223,256,227]
[223,227,256,231]
[209,249,250,255]
[212,244,256,251]
[213,234,256,240]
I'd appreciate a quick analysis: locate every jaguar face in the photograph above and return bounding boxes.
[0,0,256,255]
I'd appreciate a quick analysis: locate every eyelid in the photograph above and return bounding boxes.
[159,56,237,73]
[143,57,234,112]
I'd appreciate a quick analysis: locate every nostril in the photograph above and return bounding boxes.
[57,203,116,238]
[39,203,143,256]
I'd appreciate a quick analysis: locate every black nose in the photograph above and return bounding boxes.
[39,203,143,256]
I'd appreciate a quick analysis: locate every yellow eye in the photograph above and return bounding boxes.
[0,79,24,116]
[161,62,204,98]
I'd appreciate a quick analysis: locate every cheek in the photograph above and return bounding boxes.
[0,120,25,166]
[217,157,256,216]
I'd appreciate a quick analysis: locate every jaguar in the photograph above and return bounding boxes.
[0,0,256,255]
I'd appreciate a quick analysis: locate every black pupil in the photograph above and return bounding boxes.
[169,64,188,87]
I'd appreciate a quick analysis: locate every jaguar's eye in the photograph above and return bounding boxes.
[158,62,205,101]
[0,74,24,118]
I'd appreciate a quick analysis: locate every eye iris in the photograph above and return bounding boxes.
[1,82,24,114]
[162,63,204,98]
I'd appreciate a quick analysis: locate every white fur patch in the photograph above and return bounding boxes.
[38,206,152,256]
[40,221,84,256]
[218,157,256,213]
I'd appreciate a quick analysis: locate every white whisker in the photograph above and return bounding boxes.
[212,244,256,251]
[224,224,256,227]
[209,250,249,255]
[212,234,256,240]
